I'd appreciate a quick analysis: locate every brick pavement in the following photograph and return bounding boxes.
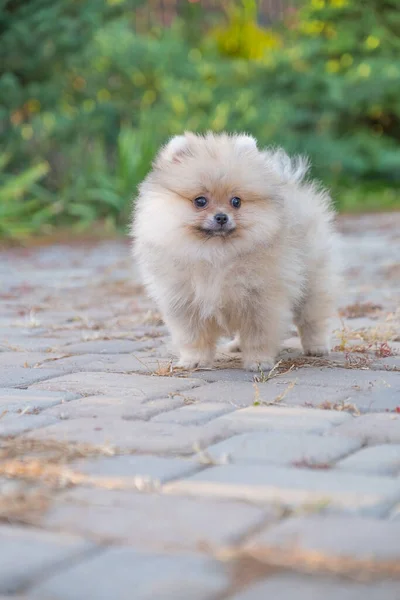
[0,213,399,598]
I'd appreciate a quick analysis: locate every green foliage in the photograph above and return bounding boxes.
[55,126,157,231]
[0,0,399,240]
[213,0,281,60]
[0,154,49,239]
[261,0,400,181]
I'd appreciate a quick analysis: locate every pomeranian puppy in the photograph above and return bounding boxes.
[131,132,338,372]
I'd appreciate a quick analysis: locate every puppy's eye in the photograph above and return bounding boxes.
[194,196,208,209]
[230,196,241,209]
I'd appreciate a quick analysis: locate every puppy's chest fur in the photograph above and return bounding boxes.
[188,260,265,322]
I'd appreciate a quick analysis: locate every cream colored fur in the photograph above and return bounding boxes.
[131,132,339,372]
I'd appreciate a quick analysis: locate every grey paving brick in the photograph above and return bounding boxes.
[205,431,361,466]
[24,418,231,454]
[330,414,400,444]
[213,405,351,434]
[30,371,202,399]
[0,336,78,352]
[272,367,400,392]
[0,525,93,594]
[42,394,186,421]
[72,454,200,482]
[152,402,234,424]
[390,504,400,520]
[189,381,350,409]
[35,352,164,375]
[231,575,400,600]
[186,368,256,382]
[0,351,53,368]
[0,367,67,389]
[345,387,400,413]
[164,465,400,514]
[42,487,266,548]
[30,548,230,600]
[61,339,157,354]
[246,515,400,561]
[0,413,58,437]
[337,444,400,475]
[0,387,78,413]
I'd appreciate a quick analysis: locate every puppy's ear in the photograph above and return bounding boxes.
[160,135,192,163]
[235,134,257,153]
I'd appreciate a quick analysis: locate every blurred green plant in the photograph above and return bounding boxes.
[56,126,157,231]
[213,0,281,60]
[0,0,399,240]
[0,154,50,239]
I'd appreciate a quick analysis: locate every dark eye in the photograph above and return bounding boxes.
[231,196,241,209]
[194,196,208,209]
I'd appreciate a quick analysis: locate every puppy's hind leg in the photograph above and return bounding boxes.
[240,299,290,372]
[295,279,335,357]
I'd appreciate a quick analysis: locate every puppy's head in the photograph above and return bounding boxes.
[135,132,284,261]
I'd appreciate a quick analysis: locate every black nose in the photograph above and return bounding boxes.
[214,213,228,225]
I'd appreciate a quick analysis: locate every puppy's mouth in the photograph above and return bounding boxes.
[194,226,236,238]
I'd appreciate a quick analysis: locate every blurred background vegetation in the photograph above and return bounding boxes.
[1,0,399,240]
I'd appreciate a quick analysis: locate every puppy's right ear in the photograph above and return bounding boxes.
[159,135,191,164]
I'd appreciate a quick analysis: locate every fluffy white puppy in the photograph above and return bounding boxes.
[131,132,338,371]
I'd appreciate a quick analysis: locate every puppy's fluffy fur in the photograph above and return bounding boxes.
[131,132,338,371]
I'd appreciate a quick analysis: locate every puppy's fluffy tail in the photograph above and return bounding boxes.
[263,148,310,184]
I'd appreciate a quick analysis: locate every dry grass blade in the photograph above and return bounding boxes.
[339,302,383,319]
[317,398,361,416]
[0,459,160,492]
[253,381,296,406]
[218,547,400,583]
[0,489,50,523]
[0,438,116,463]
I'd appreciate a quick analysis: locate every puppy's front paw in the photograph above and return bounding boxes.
[177,353,213,370]
[304,345,329,357]
[243,357,275,373]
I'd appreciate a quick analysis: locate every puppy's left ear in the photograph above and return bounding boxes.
[159,134,192,163]
[235,134,257,153]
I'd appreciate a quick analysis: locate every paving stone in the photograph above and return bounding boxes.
[31,548,230,600]
[330,414,400,444]
[0,524,93,594]
[189,380,350,409]
[60,339,157,354]
[0,336,77,352]
[343,387,400,413]
[205,431,361,466]
[0,413,58,437]
[42,487,266,548]
[152,402,235,425]
[0,387,79,413]
[0,351,53,368]
[35,352,164,374]
[337,444,400,475]
[24,418,231,454]
[186,368,257,382]
[390,504,400,520]
[72,454,200,483]
[165,465,400,514]
[231,574,400,600]
[272,367,400,392]
[246,515,400,561]
[0,367,67,389]
[212,405,351,435]
[30,371,202,399]
[42,394,186,421]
